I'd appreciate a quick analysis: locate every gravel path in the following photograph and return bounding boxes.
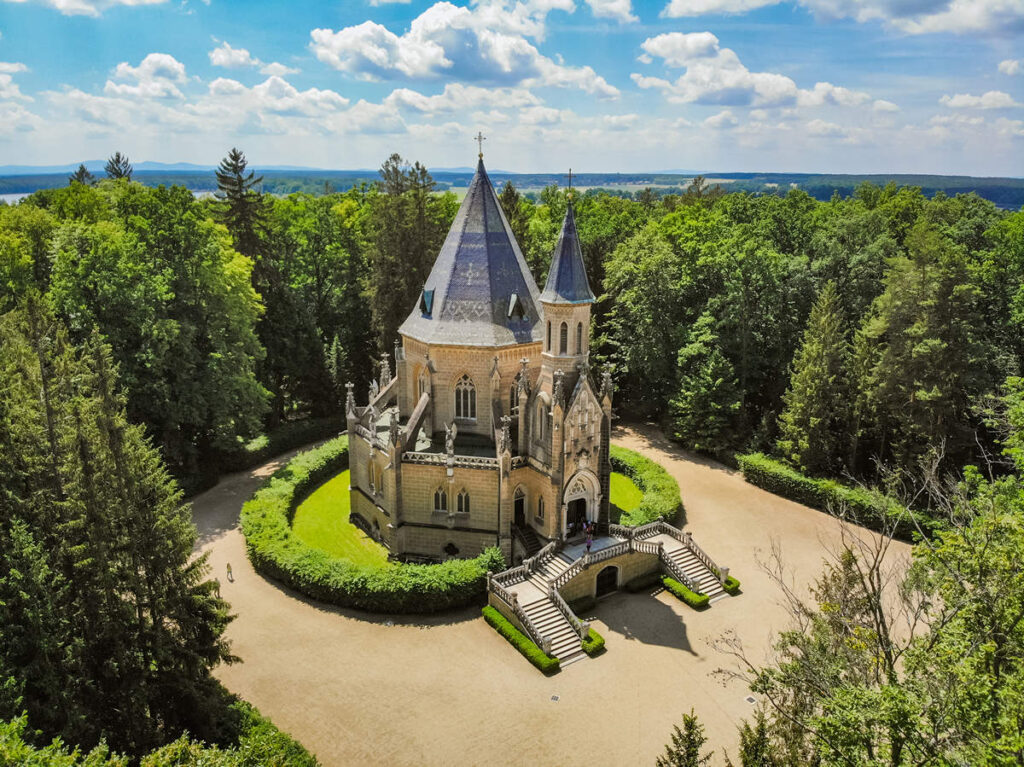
[191,424,911,767]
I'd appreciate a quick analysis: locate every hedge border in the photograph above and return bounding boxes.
[662,576,709,609]
[735,452,936,542]
[582,627,606,656]
[609,445,684,526]
[482,606,560,674]
[723,575,741,595]
[240,436,505,614]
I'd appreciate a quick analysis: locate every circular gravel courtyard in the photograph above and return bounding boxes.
[191,423,911,767]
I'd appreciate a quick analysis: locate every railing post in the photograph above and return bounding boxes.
[542,637,553,655]
[486,571,493,591]
[719,565,729,585]
[581,620,590,639]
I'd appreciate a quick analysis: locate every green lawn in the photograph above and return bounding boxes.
[610,471,643,514]
[290,471,391,568]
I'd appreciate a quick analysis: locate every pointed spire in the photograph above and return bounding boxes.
[540,201,594,304]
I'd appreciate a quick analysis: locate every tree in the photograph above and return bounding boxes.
[0,300,235,755]
[214,147,266,263]
[727,712,779,767]
[103,152,132,181]
[776,282,850,475]
[656,709,712,767]
[498,180,531,253]
[68,164,95,186]
[671,313,741,455]
[367,154,456,350]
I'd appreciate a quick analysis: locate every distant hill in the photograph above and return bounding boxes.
[2,167,1022,209]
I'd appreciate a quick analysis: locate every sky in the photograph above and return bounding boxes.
[0,0,1022,175]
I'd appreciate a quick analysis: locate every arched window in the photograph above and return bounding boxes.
[559,322,568,355]
[576,322,583,355]
[368,460,377,493]
[457,489,470,514]
[434,487,448,512]
[546,321,551,351]
[454,375,476,420]
[510,385,519,417]
[538,496,545,520]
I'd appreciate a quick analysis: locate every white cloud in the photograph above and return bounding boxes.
[659,0,1024,34]
[309,1,618,98]
[260,62,301,76]
[209,41,260,69]
[704,109,738,129]
[662,0,776,16]
[601,113,639,129]
[585,0,638,22]
[806,118,845,137]
[999,59,1023,76]
[2,0,166,17]
[873,99,899,112]
[940,90,1021,109]
[105,53,186,100]
[995,117,1024,137]
[0,61,28,74]
[634,32,870,109]
[209,42,301,77]
[385,83,540,114]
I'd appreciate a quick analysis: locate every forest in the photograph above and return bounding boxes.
[2,150,1024,763]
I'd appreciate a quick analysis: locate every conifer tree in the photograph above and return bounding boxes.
[657,709,712,767]
[776,282,850,474]
[68,164,95,186]
[103,152,132,180]
[0,299,233,756]
[498,180,530,253]
[671,313,741,455]
[215,147,266,263]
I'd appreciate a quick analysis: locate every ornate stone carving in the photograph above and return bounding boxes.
[379,353,391,389]
[368,378,379,402]
[601,368,613,400]
[499,415,512,454]
[345,381,355,414]
[553,370,564,409]
[517,357,530,395]
[389,410,401,445]
[445,421,458,456]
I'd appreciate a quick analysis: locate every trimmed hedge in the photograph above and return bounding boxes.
[662,577,709,609]
[736,452,935,541]
[723,575,741,595]
[482,606,560,674]
[240,436,506,613]
[609,445,683,526]
[582,627,605,656]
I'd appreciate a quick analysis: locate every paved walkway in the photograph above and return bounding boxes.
[190,424,911,767]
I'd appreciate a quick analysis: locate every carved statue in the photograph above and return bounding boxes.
[499,415,512,454]
[445,421,458,455]
[368,378,380,402]
[379,353,391,389]
[601,368,613,400]
[345,381,355,414]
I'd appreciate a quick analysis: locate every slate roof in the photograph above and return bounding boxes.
[399,158,543,347]
[539,202,595,304]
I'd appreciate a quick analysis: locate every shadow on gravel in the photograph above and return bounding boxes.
[588,590,698,656]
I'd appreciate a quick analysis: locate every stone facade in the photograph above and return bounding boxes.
[346,158,612,564]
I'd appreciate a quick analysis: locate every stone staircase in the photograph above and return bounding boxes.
[515,525,542,558]
[664,544,725,600]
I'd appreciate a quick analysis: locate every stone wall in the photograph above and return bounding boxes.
[558,551,660,603]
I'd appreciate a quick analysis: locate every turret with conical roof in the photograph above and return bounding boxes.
[539,199,593,377]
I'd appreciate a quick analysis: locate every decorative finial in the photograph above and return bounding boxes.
[345,381,355,414]
[500,415,512,454]
[553,370,564,408]
[475,131,486,159]
[389,409,401,445]
[379,353,391,389]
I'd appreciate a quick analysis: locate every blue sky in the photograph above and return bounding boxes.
[1,0,1022,174]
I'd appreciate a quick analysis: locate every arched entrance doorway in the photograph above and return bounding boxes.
[596,565,618,597]
[514,487,526,527]
[562,470,600,539]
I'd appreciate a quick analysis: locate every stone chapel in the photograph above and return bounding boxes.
[346,154,612,564]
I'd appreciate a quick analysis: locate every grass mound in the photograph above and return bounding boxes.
[609,445,683,526]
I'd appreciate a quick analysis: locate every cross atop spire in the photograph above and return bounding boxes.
[475,131,486,159]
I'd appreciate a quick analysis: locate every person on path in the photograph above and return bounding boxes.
[226,562,234,583]
[586,534,593,554]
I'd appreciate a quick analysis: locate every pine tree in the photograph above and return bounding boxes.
[215,147,266,262]
[657,709,713,767]
[671,313,741,455]
[68,164,95,186]
[0,301,234,756]
[104,152,132,180]
[727,711,779,767]
[776,282,850,475]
